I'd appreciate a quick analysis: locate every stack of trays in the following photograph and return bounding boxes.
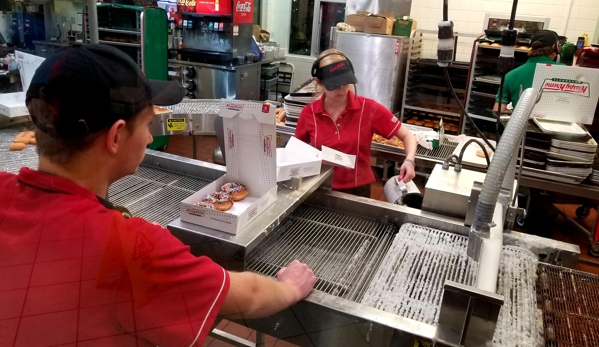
[283,79,322,128]
[546,158,593,177]
[547,137,597,180]
[588,151,599,185]
[549,137,597,161]
[519,121,552,170]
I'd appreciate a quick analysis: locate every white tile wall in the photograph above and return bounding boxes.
[409,0,599,61]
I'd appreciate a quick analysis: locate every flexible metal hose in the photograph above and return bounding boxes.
[472,88,538,233]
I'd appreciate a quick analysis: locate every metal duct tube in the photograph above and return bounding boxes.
[472,88,538,234]
[476,202,504,292]
[87,0,99,44]
[501,150,518,201]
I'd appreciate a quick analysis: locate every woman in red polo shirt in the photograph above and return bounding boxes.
[295,49,417,198]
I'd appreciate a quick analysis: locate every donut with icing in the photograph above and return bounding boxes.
[221,183,248,201]
[203,191,233,211]
[194,201,215,209]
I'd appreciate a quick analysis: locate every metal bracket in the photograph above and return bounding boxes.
[282,176,303,190]
[466,229,486,261]
[435,281,504,347]
[506,205,526,223]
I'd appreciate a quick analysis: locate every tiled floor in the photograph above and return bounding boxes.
[163,135,599,346]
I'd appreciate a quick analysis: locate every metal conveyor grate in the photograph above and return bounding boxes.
[166,101,221,114]
[246,204,398,302]
[362,223,539,347]
[108,164,213,226]
[371,138,458,162]
[538,263,599,347]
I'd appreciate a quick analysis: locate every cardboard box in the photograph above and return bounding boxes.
[253,24,261,41]
[276,136,356,182]
[531,65,599,125]
[393,17,417,37]
[180,101,278,234]
[363,13,395,35]
[346,11,370,32]
[277,137,322,182]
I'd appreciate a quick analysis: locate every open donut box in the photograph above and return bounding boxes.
[180,101,278,235]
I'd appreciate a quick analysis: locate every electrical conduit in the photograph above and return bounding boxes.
[472,88,539,292]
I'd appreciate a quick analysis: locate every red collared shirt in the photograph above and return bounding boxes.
[0,168,229,347]
[295,91,402,189]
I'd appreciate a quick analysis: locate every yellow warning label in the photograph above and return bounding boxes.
[166,118,186,131]
[414,340,432,347]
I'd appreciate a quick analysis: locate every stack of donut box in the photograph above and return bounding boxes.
[180,101,278,234]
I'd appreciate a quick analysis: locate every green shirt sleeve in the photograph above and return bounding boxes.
[495,82,510,105]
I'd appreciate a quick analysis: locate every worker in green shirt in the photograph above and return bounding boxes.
[494,30,564,112]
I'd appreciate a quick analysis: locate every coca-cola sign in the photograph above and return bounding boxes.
[233,0,254,23]
[236,1,251,12]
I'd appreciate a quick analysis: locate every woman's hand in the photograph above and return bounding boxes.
[399,161,416,183]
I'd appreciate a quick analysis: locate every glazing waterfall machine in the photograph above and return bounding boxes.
[0,93,593,347]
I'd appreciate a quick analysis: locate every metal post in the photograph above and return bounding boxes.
[192,134,197,159]
[87,0,99,44]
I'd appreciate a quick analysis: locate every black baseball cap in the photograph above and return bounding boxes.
[26,44,184,138]
[318,60,358,91]
[530,30,558,48]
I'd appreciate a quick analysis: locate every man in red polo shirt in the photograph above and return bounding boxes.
[0,44,315,347]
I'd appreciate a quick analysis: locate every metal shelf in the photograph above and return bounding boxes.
[97,40,141,47]
[471,91,496,98]
[473,77,501,85]
[404,105,461,118]
[98,28,141,35]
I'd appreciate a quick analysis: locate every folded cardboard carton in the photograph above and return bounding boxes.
[364,13,395,35]
[346,11,370,32]
[181,101,277,234]
[276,136,356,181]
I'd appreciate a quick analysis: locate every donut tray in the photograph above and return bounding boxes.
[0,123,38,174]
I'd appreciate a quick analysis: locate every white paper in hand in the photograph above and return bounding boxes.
[320,146,356,169]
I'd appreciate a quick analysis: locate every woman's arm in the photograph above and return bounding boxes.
[396,125,417,182]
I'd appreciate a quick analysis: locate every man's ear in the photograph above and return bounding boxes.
[105,120,127,155]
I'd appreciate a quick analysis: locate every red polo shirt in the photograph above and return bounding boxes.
[295,91,402,189]
[0,168,229,347]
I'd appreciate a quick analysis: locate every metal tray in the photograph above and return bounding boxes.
[533,118,589,140]
[551,137,597,152]
[521,166,586,184]
[550,146,596,161]
[547,158,593,167]
[547,151,594,162]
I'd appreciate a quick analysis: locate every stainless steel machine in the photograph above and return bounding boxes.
[1,95,596,346]
[167,0,261,100]
[168,60,260,100]
[332,29,409,114]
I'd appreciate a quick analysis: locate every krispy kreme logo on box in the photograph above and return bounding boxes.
[248,206,258,219]
[227,129,235,149]
[186,207,205,217]
[290,167,300,176]
[334,153,343,161]
[226,103,244,111]
[263,135,272,156]
[541,78,591,98]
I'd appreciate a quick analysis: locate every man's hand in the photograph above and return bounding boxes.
[277,260,316,302]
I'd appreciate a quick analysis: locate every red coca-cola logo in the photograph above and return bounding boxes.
[236,1,251,12]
